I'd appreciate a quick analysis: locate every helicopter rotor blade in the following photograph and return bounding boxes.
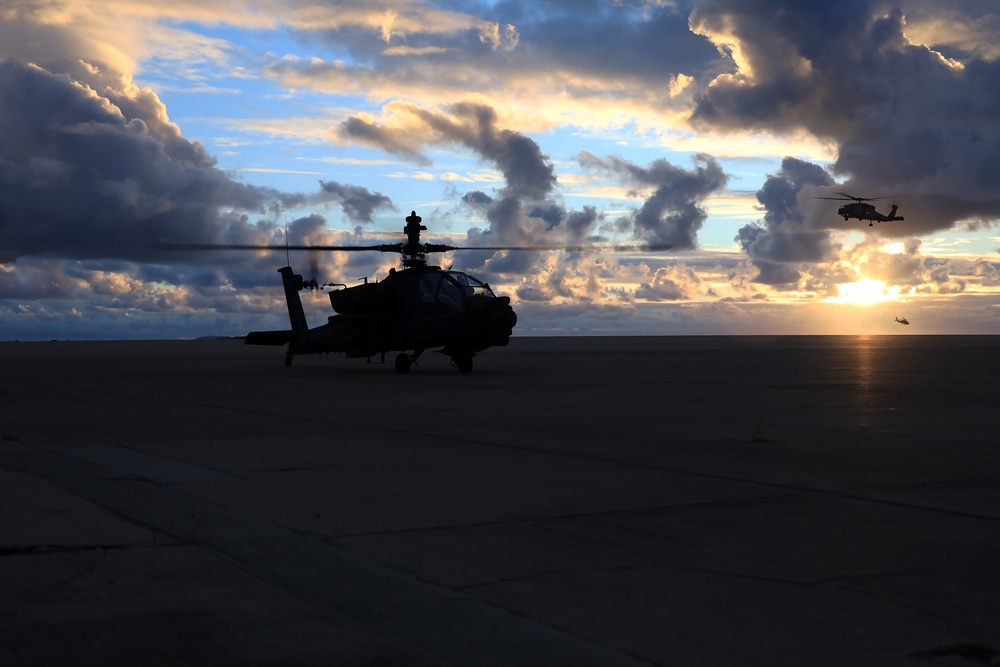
[815,192,892,202]
[452,243,674,252]
[836,192,890,202]
[151,243,395,252]
[153,242,673,253]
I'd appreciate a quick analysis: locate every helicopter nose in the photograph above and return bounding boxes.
[488,302,517,333]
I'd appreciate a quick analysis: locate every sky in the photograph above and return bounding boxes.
[2,0,1000,339]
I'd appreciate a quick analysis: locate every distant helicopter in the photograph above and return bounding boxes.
[164,211,671,373]
[816,192,904,226]
[894,317,909,325]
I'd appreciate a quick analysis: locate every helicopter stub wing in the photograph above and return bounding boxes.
[245,329,294,346]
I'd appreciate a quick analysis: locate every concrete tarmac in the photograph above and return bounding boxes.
[1,335,999,666]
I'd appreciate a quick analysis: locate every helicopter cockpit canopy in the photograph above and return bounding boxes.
[445,271,496,297]
[421,270,497,310]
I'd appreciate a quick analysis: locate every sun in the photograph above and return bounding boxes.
[828,278,899,306]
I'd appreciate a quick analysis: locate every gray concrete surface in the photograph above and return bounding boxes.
[1,335,998,665]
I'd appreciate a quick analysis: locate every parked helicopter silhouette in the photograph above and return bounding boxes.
[816,192,904,226]
[894,317,909,325]
[163,211,671,373]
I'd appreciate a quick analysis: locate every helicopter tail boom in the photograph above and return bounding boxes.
[887,204,904,221]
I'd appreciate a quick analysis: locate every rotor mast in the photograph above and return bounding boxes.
[399,210,454,267]
[401,211,428,267]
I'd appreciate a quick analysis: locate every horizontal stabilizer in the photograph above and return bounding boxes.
[245,330,293,346]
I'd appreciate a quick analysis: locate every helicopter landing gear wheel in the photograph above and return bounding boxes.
[285,353,293,367]
[394,352,412,374]
[453,356,473,373]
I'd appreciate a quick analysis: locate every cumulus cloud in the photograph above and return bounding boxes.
[734,157,840,285]
[974,258,1000,286]
[261,1,719,134]
[315,181,394,223]
[851,238,969,295]
[0,58,394,264]
[579,152,728,250]
[689,0,1000,234]
[635,263,712,301]
[0,58,250,261]
[342,102,557,202]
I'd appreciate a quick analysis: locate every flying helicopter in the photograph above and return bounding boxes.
[815,192,904,226]
[164,211,671,374]
[894,317,910,325]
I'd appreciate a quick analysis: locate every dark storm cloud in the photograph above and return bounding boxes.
[342,101,557,203]
[689,1,1000,233]
[738,226,833,265]
[735,157,838,285]
[635,264,710,302]
[212,213,282,247]
[0,59,393,264]
[563,206,601,239]
[578,152,728,250]
[316,180,394,223]
[754,158,835,227]
[341,117,430,165]
[291,0,722,106]
[427,102,558,202]
[0,58,258,260]
[503,0,723,84]
[747,260,803,287]
[461,189,494,208]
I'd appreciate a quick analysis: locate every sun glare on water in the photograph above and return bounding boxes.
[828,279,899,306]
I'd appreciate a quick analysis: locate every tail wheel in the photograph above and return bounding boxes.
[285,353,293,367]
[453,356,473,373]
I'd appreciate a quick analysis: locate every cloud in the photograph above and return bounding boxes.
[578,152,729,250]
[261,1,723,138]
[347,111,731,283]
[974,258,1000,286]
[341,114,431,165]
[0,58,251,261]
[341,101,579,267]
[850,237,970,295]
[315,181,395,223]
[893,1,1000,62]
[635,263,712,301]
[341,101,558,201]
[733,157,840,285]
[689,1,1000,233]
[0,57,395,263]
